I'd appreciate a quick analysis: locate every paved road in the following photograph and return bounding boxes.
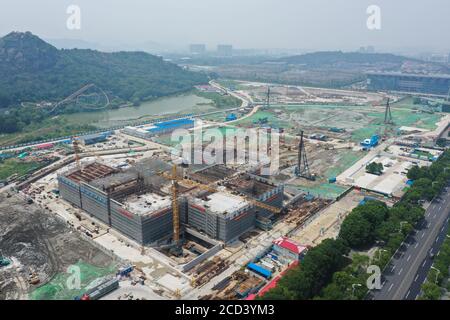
[405,197,450,300]
[370,186,450,300]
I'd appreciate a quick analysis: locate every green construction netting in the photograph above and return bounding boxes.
[351,109,440,142]
[292,183,348,199]
[30,261,116,300]
[325,151,363,179]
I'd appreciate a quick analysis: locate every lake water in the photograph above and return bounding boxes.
[62,93,213,128]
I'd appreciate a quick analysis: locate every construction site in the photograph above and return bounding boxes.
[1,79,450,301]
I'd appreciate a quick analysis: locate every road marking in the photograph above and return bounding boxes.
[436,237,439,243]
[406,290,411,299]
[415,274,419,282]
[421,233,425,238]
[399,268,403,275]
[388,283,394,292]
[391,265,396,272]
[442,226,446,232]
[433,213,437,219]
[389,199,450,300]
[415,243,419,248]
[422,260,427,267]
[439,206,442,211]
[407,254,411,262]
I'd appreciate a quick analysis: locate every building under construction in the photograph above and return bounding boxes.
[58,161,285,245]
[187,190,255,242]
[187,165,284,229]
[223,173,284,229]
[58,159,178,245]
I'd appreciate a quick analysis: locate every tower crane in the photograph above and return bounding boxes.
[158,164,283,253]
[72,136,104,171]
[160,165,282,214]
[157,165,183,255]
[72,137,82,171]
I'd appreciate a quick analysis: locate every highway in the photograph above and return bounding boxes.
[370,186,450,300]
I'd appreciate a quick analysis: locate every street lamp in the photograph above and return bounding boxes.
[377,249,388,260]
[398,221,408,233]
[430,266,440,284]
[352,283,363,297]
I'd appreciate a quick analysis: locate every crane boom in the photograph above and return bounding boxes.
[72,137,82,171]
[170,165,180,244]
[165,174,282,214]
[158,164,283,246]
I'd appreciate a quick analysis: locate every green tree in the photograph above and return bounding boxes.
[339,212,373,248]
[420,282,441,300]
[366,162,384,175]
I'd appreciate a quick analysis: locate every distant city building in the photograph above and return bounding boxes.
[189,44,206,54]
[367,72,450,96]
[359,46,375,54]
[429,54,448,63]
[217,44,233,56]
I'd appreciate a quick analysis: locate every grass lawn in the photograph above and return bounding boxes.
[0,159,41,180]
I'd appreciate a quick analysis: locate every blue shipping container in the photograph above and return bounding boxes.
[247,263,272,279]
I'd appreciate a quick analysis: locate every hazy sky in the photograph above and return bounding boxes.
[0,0,449,52]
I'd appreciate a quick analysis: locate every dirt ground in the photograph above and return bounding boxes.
[290,189,363,245]
[0,192,119,300]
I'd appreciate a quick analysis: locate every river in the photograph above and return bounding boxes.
[61,93,214,128]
